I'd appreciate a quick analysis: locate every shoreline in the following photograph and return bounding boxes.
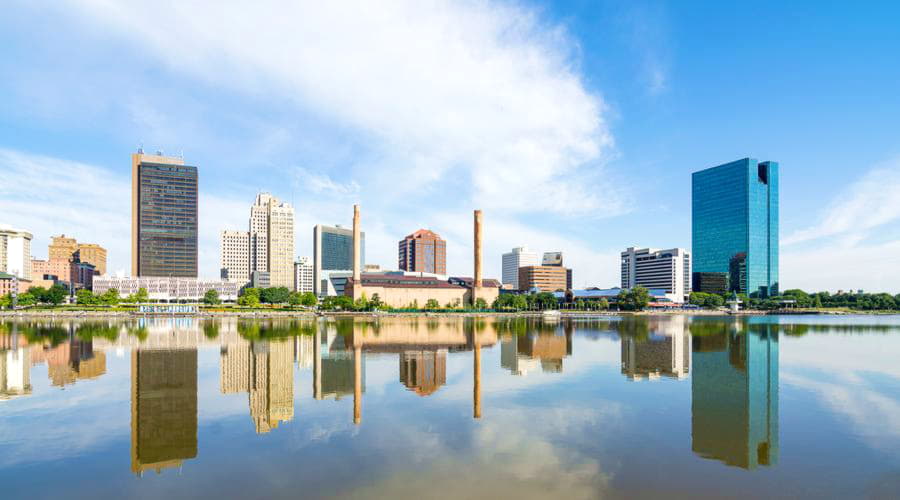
[0,308,895,320]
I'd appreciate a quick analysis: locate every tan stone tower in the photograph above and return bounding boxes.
[473,210,483,304]
[351,204,362,299]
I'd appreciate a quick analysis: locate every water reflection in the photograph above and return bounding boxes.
[0,315,792,479]
[620,316,690,380]
[131,347,198,475]
[690,318,779,469]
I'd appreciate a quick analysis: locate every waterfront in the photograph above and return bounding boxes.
[1,315,899,499]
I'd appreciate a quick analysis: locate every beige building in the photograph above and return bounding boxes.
[93,276,240,302]
[220,193,295,288]
[75,243,107,276]
[518,265,569,292]
[220,230,250,282]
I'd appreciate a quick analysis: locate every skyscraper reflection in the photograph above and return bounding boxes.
[620,316,690,381]
[690,318,779,469]
[0,331,31,401]
[400,350,447,396]
[500,330,571,376]
[131,347,198,475]
[221,338,295,433]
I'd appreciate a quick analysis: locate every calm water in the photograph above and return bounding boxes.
[1,315,899,499]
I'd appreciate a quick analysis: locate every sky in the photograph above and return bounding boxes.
[1,0,899,292]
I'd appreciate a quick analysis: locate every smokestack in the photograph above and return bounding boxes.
[352,204,361,283]
[474,209,483,289]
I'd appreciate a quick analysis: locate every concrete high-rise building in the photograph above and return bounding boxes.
[250,193,295,288]
[220,230,250,282]
[0,225,32,281]
[131,151,198,278]
[621,247,691,302]
[0,345,32,400]
[518,265,569,292]
[219,193,294,288]
[131,347,198,475]
[398,229,446,275]
[501,246,539,289]
[48,235,78,261]
[692,158,779,297]
[294,256,313,293]
[220,339,294,434]
[313,224,365,296]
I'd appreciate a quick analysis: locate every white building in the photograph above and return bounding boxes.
[93,276,241,302]
[219,193,295,289]
[501,246,539,290]
[620,247,691,302]
[0,225,33,281]
[294,256,314,293]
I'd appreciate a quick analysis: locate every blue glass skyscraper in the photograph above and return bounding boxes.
[692,158,779,297]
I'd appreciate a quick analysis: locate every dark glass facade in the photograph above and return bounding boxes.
[692,158,779,297]
[136,162,198,277]
[317,228,365,271]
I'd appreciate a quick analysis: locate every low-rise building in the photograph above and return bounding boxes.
[518,265,569,292]
[92,276,241,302]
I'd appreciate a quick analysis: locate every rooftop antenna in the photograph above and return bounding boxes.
[137,141,144,154]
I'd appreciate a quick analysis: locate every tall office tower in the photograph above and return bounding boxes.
[0,225,33,280]
[692,158,779,297]
[313,224,365,296]
[294,256,313,293]
[501,246,539,289]
[245,193,295,289]
[220,230,250,281]
[131,348,198,474]
[398,229,446,275]
[621,247,692,301]
[131,151,198,278]
[692,319,779,469]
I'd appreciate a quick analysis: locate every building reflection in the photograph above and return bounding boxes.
[501,329,572,376]
[620,316,690,381]
[400,350,447,396]
[314,318,496,424]
[131,347,198,475]
[31,336,106,387]
[220,338,294,433]
[0,331,31,401]
[690,318,779,469]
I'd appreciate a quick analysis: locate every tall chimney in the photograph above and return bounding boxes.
[352,204,361,283]
[474,210,483,289]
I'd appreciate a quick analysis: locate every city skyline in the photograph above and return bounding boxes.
[2,2,900,292]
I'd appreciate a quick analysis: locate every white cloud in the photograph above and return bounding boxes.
[784,158,900,245]
[61,0,620,216]
[781,157,900,292]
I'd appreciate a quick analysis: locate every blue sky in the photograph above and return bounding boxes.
[1,0,899,291]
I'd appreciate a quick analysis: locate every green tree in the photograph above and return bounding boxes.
[100,288,120,306]
[535,292,558,310]
[618,286,651,311]
[260,287,291,304]
[301,292,318,307]
[288,291,302,307]
[131,287,149,303]
[425,298,440,310]
[597,298,610,311]
[75,289,97,305]
[238,287,261,307]
[45,284,68,305]
[0,293,11,309]
[474,297,488,310]
[203,289,221,305]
